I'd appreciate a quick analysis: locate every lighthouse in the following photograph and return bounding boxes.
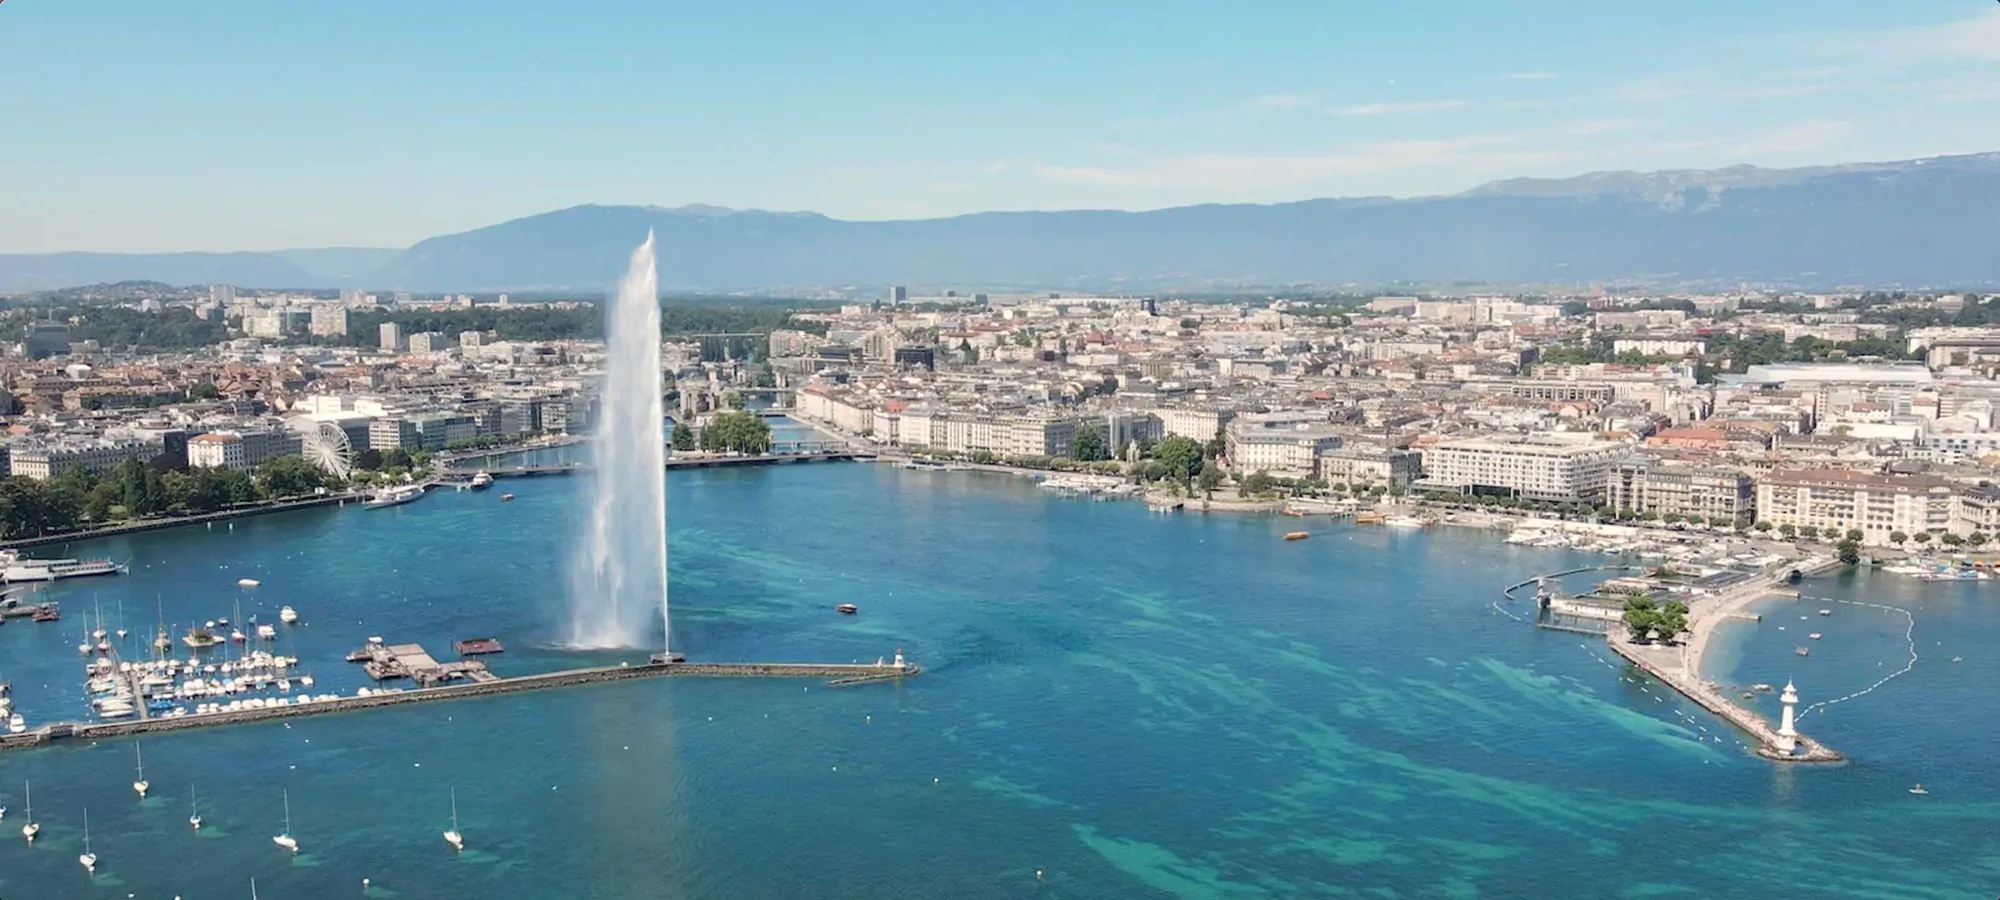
[1774,680,1800,755]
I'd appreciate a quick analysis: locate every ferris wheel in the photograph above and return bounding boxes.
[301,421,356,480]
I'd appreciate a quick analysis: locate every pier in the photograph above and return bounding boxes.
[0,655,920,751]
[1502,564,1844,763]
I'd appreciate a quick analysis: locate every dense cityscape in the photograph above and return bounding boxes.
[9,282,2000,561]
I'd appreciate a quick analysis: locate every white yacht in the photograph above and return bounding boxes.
[469,471,495,491]
[7,713,23,734]
[1,550,122,583]
[257,623,278,641]
[363,484,426,509]
[279,606,299,625]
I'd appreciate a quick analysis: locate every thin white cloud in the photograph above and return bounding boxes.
[1249,94,1311,109]
[1331,100,1473,116]
[1731,120,1853,156]
[1813,8,2000,62]
[1553,119,1649,137]
[1031,136,1576,192]
[1501,72,1559,81]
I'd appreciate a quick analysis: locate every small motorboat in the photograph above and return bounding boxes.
[1909,784,1928,795]
[279,607,299,625]
[836,604,858,615]
[1818,609,1831,616]
[257,624,277,641]
[1795,646,1811,657]
[1283,531,1311,541]
[500,493,516,502]
[1808,633,1823,640]
[239,578,261,589]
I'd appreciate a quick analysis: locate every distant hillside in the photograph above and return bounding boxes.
[0,252,317,293]
[367,153,2000,291]
[6,152,1998,292]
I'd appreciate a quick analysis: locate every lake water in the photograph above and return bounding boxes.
[0,456,1994,898]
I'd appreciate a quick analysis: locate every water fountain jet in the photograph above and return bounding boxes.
[565,232,670,651]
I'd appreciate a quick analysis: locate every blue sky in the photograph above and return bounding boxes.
[2,0,1996,252]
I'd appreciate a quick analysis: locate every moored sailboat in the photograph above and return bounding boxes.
[443,786,464,851]
[273,788,298,853]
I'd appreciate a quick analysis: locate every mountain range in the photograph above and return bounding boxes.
[6,152,1998,293]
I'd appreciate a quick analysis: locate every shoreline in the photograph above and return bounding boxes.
[0,493,356,551]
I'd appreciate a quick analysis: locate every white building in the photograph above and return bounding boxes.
[1227,426,1343,480]
[8,441,155,480]
[1420,434,1631,503]
[409,332,451,353]
[310,304,350,337]
[187,432,247,470]
[379,322,402,352]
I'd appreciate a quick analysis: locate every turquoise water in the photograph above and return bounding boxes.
[0,459,1995,898]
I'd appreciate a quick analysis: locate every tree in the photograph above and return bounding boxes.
[1070,427,1107,462]
[1844,530,1864,543]
[1623,596,1661,643]
[1912,532,1933,545]
[1196,467,1224,498]
[1889,531,1909,545]
[1239,470,1275,498]
[700,412,772,454]
[1778,523,1797,538]
[257,455,328,498]
[671,422,696,452]
[382,448,415,471]
[1203,427,1228,461]
[1836,540,1861,566]
[1655,600,1689,640]
[1797,525,1819,540]
[1752,521,1772,532]
[1942,533,1964,548]
[1971,532,1990,547]
[1154,436,1203,484]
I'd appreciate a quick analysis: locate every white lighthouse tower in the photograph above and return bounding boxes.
[1774,680,1800,755]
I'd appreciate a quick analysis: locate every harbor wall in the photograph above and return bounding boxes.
[1605,637,1842,763]
[0,660,917,750]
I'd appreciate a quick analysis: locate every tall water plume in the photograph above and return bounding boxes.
[566,232,669,650]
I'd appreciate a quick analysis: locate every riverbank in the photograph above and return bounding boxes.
[0,492,356,551]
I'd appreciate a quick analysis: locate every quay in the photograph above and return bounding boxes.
[0,655,920,751]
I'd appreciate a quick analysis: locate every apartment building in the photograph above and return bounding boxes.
[1317,446,1422,488]
[1606,459,1755,523]
[1419,434,1630,503]
[187,427,302,471]
[1756,469,1960,544]
[8,440,155,480]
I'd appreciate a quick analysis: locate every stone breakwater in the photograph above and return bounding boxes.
[0,659,919,751]
[1606,636,1842,763]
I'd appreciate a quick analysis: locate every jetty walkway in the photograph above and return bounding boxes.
[0,657,919,752]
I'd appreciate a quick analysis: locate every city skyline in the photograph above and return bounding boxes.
[2,0,1996,253]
